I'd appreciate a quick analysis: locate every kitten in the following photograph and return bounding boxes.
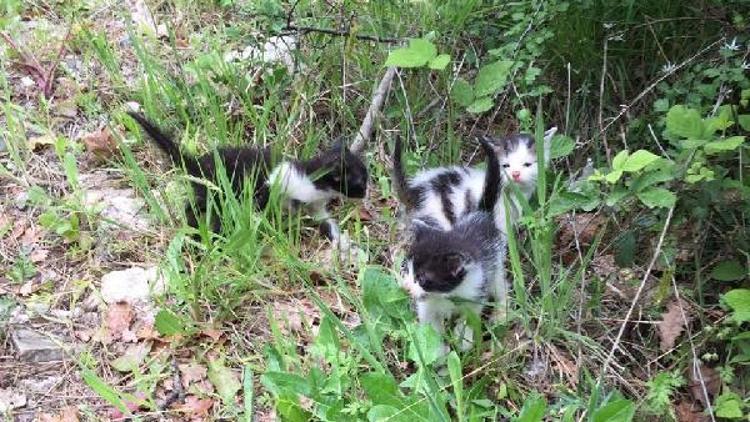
[396,136,506,351]
[392,128,557,233]
[127,112,367,239]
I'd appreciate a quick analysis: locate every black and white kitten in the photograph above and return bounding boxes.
[395,136,505,352]
[127,112,367,240]
[393,128,557,233]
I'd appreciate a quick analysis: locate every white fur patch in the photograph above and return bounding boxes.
[267,161,337,205]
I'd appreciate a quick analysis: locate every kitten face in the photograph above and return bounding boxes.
[492,128,556,193]
[314,142,368,198]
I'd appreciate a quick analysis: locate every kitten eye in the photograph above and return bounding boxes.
[523,163,532,167]
[502,164,510,168]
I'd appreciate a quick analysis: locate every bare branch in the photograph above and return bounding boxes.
[351,66,397,154]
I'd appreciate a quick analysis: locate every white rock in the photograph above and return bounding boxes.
[235,36,299,72]
[0,389,26,412]
[84,188,149,230]
[100,266,166,305]
[11,329,64,362]
[20,76,35,88]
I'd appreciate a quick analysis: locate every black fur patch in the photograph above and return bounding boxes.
[430,170,462,225]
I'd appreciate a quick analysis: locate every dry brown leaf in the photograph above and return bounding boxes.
[18,279,36,296]
[106,303,134,341]
[658,299,689,352]
[358,207,375,221]
[675,401,709,422]
[20,224,42,246]
[29,248,50,263]
[178,396,213,417]
[37,406,79,422]
[200,328,222,341]
[689,364,721,407]
[28,133,57,151]
[81,127,118,160]
[179,363,208,389]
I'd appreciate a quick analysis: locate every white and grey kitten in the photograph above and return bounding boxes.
[395,136,506,352]
[393,128,557,234]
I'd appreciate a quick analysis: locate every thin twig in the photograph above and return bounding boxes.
[598,206,675,381]
[158,358,184,411]
[598,37,612,165]
[282,24,401,44]
[351,66,397,154]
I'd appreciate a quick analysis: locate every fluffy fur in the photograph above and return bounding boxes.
[128,112,367,238]
[396,137,506,351]
[393,128,557,233]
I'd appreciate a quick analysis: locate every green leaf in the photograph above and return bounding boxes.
[622,150,659,172]
[407,324,444,366]
[723,289,750,323]
[384,38,437,68]
[738,115,750,131]
[611,150,629,170]
[208,359,241,406]
[704,136,745,155]
[666,105,704,139]
[428,54,450,70]
[681,139,709,149]
[514,393,546,422]
[630,162,677,192]
[614,231,636,267]
[312,315,339,362]
[82,368,129,414]
[604,169,623,184]
[653,98,669,112]
[368,405,400,421]
[451,78,474,107]
[466,96,494,114]
[474,60,513,97]
[714,392,744,419]
[637,188,676,208]
[276,394,312,422]
[605,186,628,207]
[361,267,411,321]
[110,343,151,373]
[711,261,747,281]
[592,399,635,422]
[548,192,594,217]
[548,135,575,159]
[154,309,186,336]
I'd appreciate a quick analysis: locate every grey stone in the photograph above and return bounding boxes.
[11,328,64,362]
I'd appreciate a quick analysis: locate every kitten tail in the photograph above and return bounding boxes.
[127,111,200,175]
[391,135,415,211]
[477,136,502,212]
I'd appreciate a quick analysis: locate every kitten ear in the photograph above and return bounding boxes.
[480,135,504,156]
[445,252,466,278]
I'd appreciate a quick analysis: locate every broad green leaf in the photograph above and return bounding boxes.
[514,393,546,422]
[154,309,186,336]
[385,38,437,68]
[110,343,151,373]
[738,114,750,131]
[362,267,411,321]
[474,60,513,97]
[704,136,745,155]
[312,315,339,362]
[614,231,636,267]
[605,186,628,207]
[407,324,443,366]
[428,54,451,70]
[680,139,709,149]
[548,192,593,217]
[276,394,312,422]
[711,261,747,281]
[208,359,241,406]
[622,150,659,172]
[82,368,129,414]
[592,399,635,422]
[451,78,474,107]
[361,372,402,408]
[666,105,703,139]
[630,163,677,192]
[714,392,744,419]
[611,150,629,170]
[653,98,669,112]
[262,372,311,396]
[604,169,623,184]
[466,96,494,114]
[548,135,575,159]
[637,188,676,208]
[723,289,750,323]
[368,405,400,421]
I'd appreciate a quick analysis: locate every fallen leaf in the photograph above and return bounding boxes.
[81,127,118,160]
[178,363,208,389]
[675,401,708,422]
[107,391,147,420]
[178,396,213,416]
[20,224,42,246]
[200,328,222,341]
[111,342,152,372]
[106,303,134,341]
[18,279,36,296]
[358,207,375,221]
[28,133,57,151]
[658,299,689,352]
[207,359,240,406]
[688,364,721,407]
[37,406,79,422]
[30,248,50,263]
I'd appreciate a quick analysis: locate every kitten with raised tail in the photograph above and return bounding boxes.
[393,128,557,233]
[395,136,506,352]
[127,112,367,240]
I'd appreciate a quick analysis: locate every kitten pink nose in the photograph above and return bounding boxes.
[511,171,521,180]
